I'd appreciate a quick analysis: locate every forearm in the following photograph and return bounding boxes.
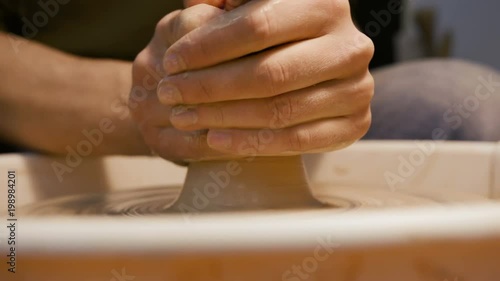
[0,32,149,155]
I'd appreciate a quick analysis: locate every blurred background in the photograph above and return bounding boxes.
[397,0,500,70]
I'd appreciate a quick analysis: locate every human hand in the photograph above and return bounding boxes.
[129,4,232,162]
[157,0,374,157]
[183,0,251,10]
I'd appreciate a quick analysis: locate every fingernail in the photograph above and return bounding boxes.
[163,53,185,75]
[170,106,198,127]
[158,82,182,105]
[208,131,233,150]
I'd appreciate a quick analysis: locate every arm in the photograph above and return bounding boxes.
[0,32,149,155]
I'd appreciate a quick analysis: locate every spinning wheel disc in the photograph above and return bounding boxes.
[21,184,488,216]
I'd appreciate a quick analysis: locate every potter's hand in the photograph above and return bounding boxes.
[130,4,232,162]
[158,0,374,156]
[183,0,250,10]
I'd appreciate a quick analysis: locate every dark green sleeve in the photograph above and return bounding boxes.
[0,4,21,153]
[0,1,18,32]
[0,5,6,31]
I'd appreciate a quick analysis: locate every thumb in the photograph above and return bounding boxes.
[183,0,251,10]
[183,0,226,8]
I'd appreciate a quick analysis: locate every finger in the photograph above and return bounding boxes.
[134,110,228,162]
[130,51,172,127]
[158,32,372,105]
[183,0,251,10]
[163,0,345,73]
[134,98,172,129]
[184,0,225,8]
[133,5,226,127]
[169,73,374,130]
[205,109,372,155]
[154,4,224,48]
[152,127,229,161]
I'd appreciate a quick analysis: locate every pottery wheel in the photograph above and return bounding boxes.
[19,156,490,216]
[21,184,488,216]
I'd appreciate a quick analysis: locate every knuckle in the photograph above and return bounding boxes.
[155,11,181,44]
[321,0,351,21]
[132,50,149,75]
[352,32,375,67]
[269,95,296,129]
[165,132,205,162]
[336,31,374,76]
[245,9,273,40]
[363,72,375,102]
[362,36,375,62]
[289,128,312,152]
[258,60,288,96]
[177,29,209,62]
[154,17,168,36]
[189,133,207,157]
[177,9,198,32]
[351,72,375,108]
[196,78,214,102]
[182,4,222,29]
[176,6,209,38]
[132,49,164,86]
[351,108,372,139]
[253,133,265,152]
[190,133,219,161]
[211,105,226,127]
